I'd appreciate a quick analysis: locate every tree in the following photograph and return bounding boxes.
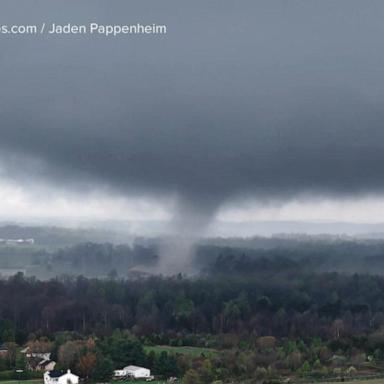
[298,361,311,377]
[200,359,215,384]
[92,357,113,382]
[155,351,180,377]
[0,320,15,342]
[77,352,97,379]
[15,354,27,371]
[172,295,195,325]
[98,336,146,368]
[222,301,241,331]
[182,369,201,384]
[58,341,84,370]
[5,343,17,369]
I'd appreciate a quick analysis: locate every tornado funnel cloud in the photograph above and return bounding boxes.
[157,197,218,273]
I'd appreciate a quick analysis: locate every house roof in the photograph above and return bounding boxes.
[39,359,55,367]
[47,369,77,379]
[124,365,148,371]
[47,370,62,378]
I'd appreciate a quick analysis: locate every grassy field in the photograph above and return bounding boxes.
[118,381,166,384]
[319,379,384,384]
[0,381,42,384]
[0,381,166,384]
[144,344,217,357]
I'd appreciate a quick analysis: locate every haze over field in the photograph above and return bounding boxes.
[2,1,384,268]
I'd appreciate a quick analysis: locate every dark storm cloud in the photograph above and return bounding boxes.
[2,0,384,214]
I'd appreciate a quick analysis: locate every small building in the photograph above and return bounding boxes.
[44,370,79,384]
[114,369,127,378]
[23,346,55,372]
[5,238,34,245]
[40,360,56,372]
[38,359,56,372]
[114,365,151,379]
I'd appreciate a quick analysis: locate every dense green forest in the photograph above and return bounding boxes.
[1,270,384,339]
[0,269,384,382]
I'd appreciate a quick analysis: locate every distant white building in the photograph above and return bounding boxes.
[44,370,79,384]
[114,365,151,379]
[3,238,35,245]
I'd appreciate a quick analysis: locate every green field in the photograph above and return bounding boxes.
[0,381,166,384]
[320,379,384,384]
[144,344,217,357]
[0,381,42,384]
[117,381,166,384]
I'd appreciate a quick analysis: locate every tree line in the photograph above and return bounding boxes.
[0,270,383,341]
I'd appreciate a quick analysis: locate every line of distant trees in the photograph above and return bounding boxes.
[3,235,384,279]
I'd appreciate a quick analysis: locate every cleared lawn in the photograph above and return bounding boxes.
[144,345,217,357]
[321,379,384,384]
[117,381,166,384]
[0,381,42,384]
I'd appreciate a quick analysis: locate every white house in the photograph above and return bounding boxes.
[114,365,151,379]
[44,370,79,384]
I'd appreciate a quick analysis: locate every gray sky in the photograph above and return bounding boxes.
[2,1,384,231]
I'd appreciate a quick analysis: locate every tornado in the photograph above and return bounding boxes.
[1,1,384,270]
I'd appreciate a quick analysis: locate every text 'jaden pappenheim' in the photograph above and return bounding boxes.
[0,22,167,36]
[48,22,167,36]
